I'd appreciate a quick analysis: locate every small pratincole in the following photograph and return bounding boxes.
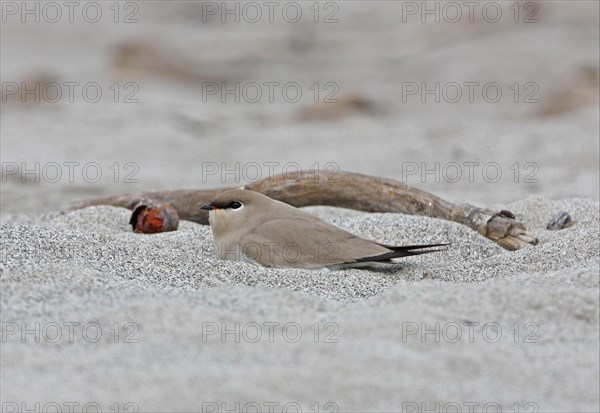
[201,189,447,270]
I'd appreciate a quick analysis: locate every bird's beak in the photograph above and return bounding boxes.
[200,204,215,211]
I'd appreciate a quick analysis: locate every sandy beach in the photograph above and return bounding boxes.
[1,2,599,412]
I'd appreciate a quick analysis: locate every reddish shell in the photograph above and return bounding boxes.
[130,201,179,234]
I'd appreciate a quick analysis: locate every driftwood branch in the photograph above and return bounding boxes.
[66,170,538,250]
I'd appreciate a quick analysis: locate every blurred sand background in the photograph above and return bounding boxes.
[1,1,599,214]
[1,1,599,412]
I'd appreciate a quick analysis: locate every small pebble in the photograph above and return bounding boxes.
[547,211,575,230]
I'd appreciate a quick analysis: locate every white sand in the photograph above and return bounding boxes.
[1,198,599,411]
[1,2,599,412]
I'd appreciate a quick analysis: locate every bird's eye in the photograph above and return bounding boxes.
[229,201,242,210]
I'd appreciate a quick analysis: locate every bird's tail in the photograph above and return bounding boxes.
[356,243,449,263]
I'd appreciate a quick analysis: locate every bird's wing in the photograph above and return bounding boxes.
[240,215,390,268]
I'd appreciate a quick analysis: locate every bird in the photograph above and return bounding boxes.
[200,189,447,270]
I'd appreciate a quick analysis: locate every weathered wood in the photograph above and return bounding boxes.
[66,170,538,250]
[67,188,234,225]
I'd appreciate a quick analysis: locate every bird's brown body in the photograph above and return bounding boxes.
[201,189,446,270]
